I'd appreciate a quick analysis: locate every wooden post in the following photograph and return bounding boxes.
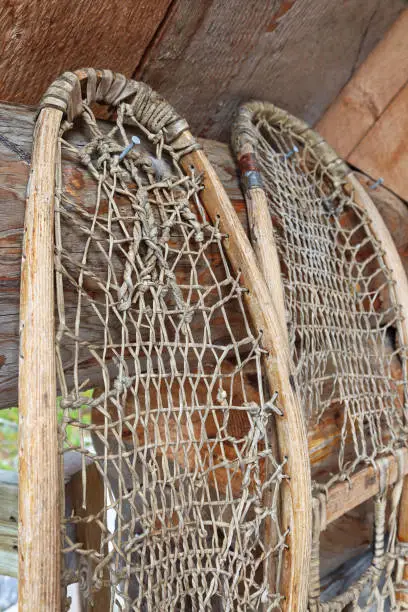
[18,107,62,610]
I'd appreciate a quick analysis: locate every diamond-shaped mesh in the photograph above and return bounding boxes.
[56,101,286,610]
[232,102,408,610]
[242,113,408,485]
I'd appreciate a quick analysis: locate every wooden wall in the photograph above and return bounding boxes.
[317,9,408,202]
[0,0,405,140]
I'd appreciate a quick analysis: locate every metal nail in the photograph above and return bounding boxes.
[369,177,384,190]
[119,135,141,161]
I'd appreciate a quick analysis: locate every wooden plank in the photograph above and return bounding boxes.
[325,448,408,525]
[0,0,172,105]
[67,464,110,611]
[137,0,404,140]
[0,470,18,578]
[348,83,408,201]
[316,8,408,159]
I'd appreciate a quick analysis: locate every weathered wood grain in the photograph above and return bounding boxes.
[0,2,404,142]
[0,0,171,105]
[316,8,408,159]
[137,0,405,141]
[324,448,408,525]
[18,106,62,611]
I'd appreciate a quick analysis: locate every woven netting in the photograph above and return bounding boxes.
[234,106,408,487]
[55,100,286,610]
[232,103,408,610]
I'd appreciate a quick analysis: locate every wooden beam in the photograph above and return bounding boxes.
[137,0,404,140]
[0,0,172,105]
[316,8,408,159]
